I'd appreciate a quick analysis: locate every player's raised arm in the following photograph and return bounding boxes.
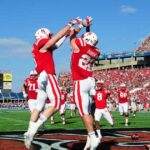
[70,16,93,53]
[40,17,82,52]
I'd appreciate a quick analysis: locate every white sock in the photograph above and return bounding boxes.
[36,114,47,128]
[88,131,96,139]
[41,123,45,130]
[96,130,102,139]
[28,114,47,136]
[88,131,100,149]
[125,118,128,124]
[51,116,54,121]
[27,121,36,133]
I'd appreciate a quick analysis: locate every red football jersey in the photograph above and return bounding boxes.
[70,96,75,104]
[24,78,38,100]
[61,92,67,105]
[68,92,75,104]
[93,90,110,109]
[71,38,100,80]
[117,89,129,103]
[32,38,55,74]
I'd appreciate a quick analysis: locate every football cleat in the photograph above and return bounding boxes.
[90,136,100,150]
[83,135,90,150]
[51,120,55,125]
[62,120,66,125]
[24,132,33,149]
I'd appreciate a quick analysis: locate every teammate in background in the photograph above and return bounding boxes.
[130,94,137,117]
[117,83,130,127]
[107,97,113,113]
[69,90,76,117]
[22,70,38,113]
[22,70,52,130]
[24,17,82,149]
[69,16,100,150]
[48,87,67,125]
[59,87,67,125]
[93,80,114,140]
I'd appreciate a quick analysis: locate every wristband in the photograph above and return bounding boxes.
[79,24,83,29]
[67,23,72,27]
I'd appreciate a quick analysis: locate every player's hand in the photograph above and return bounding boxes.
[82,16,93,27]
[23,92,28,98]
[66,27,74,36]
[68,17,82,26]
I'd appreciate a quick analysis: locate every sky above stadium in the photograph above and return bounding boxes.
[0,0,150,92]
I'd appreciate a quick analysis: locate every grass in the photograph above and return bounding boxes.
[0,109,150,132]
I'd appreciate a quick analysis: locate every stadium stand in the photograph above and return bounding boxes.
[0,92,27,110]
[136,35,150,53]
[94,68,150,106]
[58,68,150,111]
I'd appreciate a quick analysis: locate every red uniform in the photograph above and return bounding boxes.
[24,78,38,100]
[71,38,100,80]
[24,77,50,104]
[118,89,129,103]
[59,91,67,115]
[32,38,55,74]
[93,90,110,109]
[32,38,60,111]
[60,92,67,105]
[70,95,75,104]
[71,38,100,116]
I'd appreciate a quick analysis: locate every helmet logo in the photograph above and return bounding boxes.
[41,29,46,34]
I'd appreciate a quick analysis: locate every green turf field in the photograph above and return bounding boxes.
[0,109,150,132]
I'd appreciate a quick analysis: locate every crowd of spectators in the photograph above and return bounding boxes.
[1,68,149,111]
[0,101,28,110]
[93,67,150,111]
[136,35,150,53]
[58,72,73,92]
[58,67,150,111]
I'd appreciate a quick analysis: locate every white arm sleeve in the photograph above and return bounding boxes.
[55,35,68,49]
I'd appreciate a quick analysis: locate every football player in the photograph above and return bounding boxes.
[93,80,114,141]
[130,94,137,117]
[117,83,130,126]
[22,70,38,113]
[69,89,76,117]
[59,87,67,125]
[22,70,53,130]
[69,16,100,150]
[24,17,82,149]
